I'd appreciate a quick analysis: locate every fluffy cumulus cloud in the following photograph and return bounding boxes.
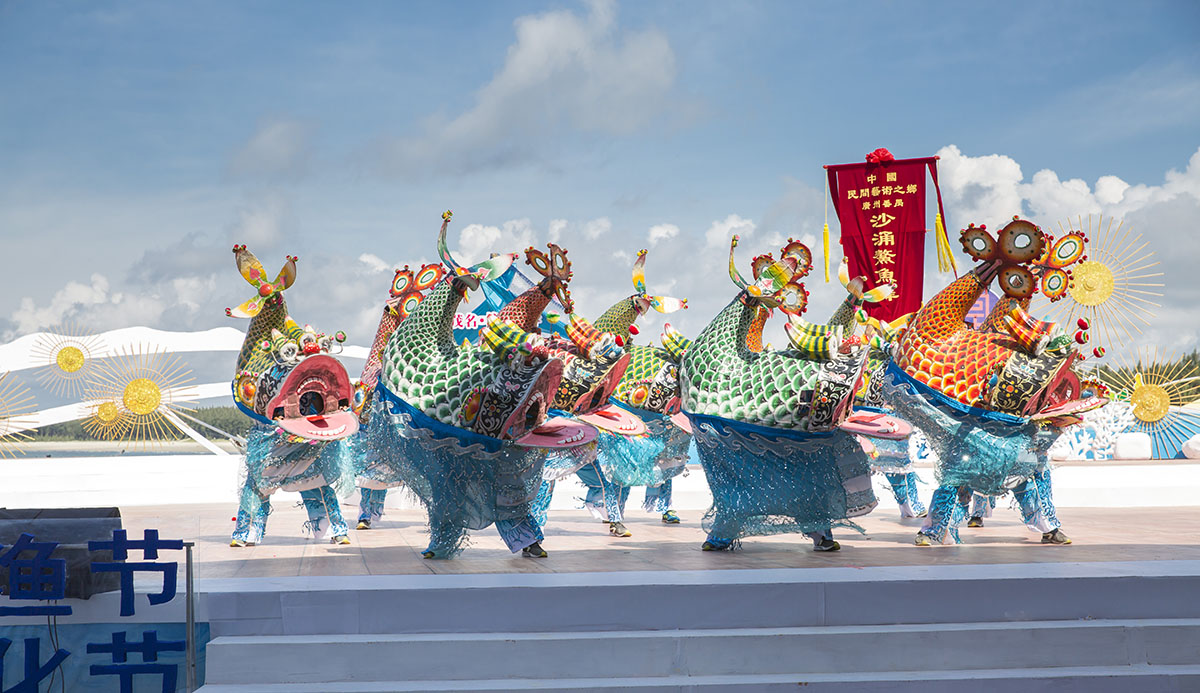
[703,214,755,248]
[647,223,679,246]
[373,0,680,178]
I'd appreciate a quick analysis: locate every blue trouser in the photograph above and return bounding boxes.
[642,478,673,514]
[576,460,630,522]
[300,485,349,538]
[970,492,996,519]
[358,487,387,523]
[1012,468,1061,533]
[884,472,927,517]
[231,477,271,544]
[922,469,1060,543]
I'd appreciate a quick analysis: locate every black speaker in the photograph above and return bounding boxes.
[0,507,123,600]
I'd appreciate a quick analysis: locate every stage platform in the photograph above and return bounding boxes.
[120,504,1200,578]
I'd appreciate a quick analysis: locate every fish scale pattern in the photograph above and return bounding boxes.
[237,300,304,376]
[895,270,1018,407]
[497,289,551,332]
[594,298,639,342]
[682,297,864,430]
[611,344,677,412]
[381,280,504,424]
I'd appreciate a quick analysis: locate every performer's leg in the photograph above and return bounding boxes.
[576,461,631,536]
[319,485,350,543]
[357,488,386,529]
[916,485,968,545]
[496,515,546,556]
[967,492,994,528]
[530,479,555,529]
[231,477,268,547]
[300,488,327,538]
[646,479,681,523]
[1013,470,1070,544]
[905,472,927,518]
[805,526,840,552]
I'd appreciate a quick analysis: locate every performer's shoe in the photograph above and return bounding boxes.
[422,550,437,559]
[609,521,632,537]
[661,510,681,524]
[914,533,933,547]
[332,535,350,545]
[1041,529,1071,545]
[230,538,246,548]
[813,538,841,552]
[356,520,371,530]
[522,542,548,558]
[967,516,984,528]
[702,541,718,551]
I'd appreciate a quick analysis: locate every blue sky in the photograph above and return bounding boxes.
[1,0,1198,375]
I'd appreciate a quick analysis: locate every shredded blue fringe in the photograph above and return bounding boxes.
[881,364,1056,495]
[686,411,876,543]
[595,404,691,488]
[362,387,548,557]
[244,425,357,496]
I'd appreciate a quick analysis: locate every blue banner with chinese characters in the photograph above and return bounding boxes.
[452,265,569,345]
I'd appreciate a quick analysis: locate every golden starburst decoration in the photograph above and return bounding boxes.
[83,346,197,446]
[0,372,37,458]
[1040,215,1163,356]
[1097,346,1200,459]
[29,323,107,398]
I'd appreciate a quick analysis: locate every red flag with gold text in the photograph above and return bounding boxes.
[826,152,945,322]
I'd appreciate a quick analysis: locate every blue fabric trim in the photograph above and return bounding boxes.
[884,361,1027,426]
[234,395,275,428]
[376,382,504,454]
[853,405,890,414]
[683,410,835,441]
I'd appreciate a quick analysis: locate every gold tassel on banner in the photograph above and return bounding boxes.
[822,174,831,282]
[822,221,831,283]
[934,212,957,274]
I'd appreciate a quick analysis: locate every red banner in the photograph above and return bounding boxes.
[826,153,944,323]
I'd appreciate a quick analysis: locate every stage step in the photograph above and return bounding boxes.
[199,561,1200,637]
[200,619,1200,688]
[197,665,1200,692]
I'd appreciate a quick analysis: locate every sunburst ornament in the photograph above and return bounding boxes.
[0,372,37,458]
[83,346,197,446]
[1039,215,1163,357]
[81,399,132,442]
[1097,346,1200,459]
[29,323,107,398]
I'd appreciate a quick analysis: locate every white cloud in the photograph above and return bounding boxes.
[357,253,391,273]
[935,144,1025,228]
[373,0,679,178]
[548,218,568,243]
[704,213,755,248]
[647,223,679,246]
[583,217,612,240]
[230,119,312,179]
[11,274,111,334]
[453,218,537,266]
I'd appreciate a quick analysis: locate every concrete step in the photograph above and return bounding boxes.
[201,560,1200,637]
[197,664,1200,692]
[202,618,1200,685]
